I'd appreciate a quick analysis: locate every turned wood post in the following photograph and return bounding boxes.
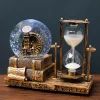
[59,17,64,71]
[86,45,96,81]
[82,18,89,77]
[51,43,60,78]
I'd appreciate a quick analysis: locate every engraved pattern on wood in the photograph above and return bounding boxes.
[5,76,93,94]
[8,67,25,76]
[26,63,55,82]
[9,54,52,70]
[7,74,25,81]
[9,56,17,67]
[7,67,26,81]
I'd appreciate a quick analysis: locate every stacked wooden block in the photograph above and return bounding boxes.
[7,54,54,82]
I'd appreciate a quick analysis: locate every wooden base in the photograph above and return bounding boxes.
[5,76,93,95]
[60,74,83,80]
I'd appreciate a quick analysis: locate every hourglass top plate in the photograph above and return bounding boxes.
[59,73,83,80]
[10,19,52,57]
[60,19,89,24]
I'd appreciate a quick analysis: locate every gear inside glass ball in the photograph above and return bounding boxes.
[22,32,43,56]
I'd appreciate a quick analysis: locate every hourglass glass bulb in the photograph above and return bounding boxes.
[63,24,83,75]
[63,49,82,73]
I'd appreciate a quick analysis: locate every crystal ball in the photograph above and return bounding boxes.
[10,19,52,57]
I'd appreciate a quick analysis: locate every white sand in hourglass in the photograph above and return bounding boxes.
[64,33,83,73]
[65,62,80,73]
[64,34,83,48]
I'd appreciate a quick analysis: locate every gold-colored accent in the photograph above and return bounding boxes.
[82,19,89,77]
[25,63,55,82]
[32,60,36,70]
[68,71,75,76]
[58,72,83,80]
[51,43,60,78]
[8,67,25,76]
[86,45,96,52]
[5,76,93,94]
[51,44,60,48]
[22,32,43,56]
[59,18,64,70]
[86,45,96,81]
[60,19,89,24]
[59,18,94,80]
[7,67,26,81]
[54,43,57,78]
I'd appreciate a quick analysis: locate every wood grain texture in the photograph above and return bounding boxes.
[9,54,52,70]
[0,75,100,100]
[5,75,93,94]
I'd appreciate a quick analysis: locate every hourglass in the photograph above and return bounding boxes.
[58,18,96,81]
[63,24,83,76]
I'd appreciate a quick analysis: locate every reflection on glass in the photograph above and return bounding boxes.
[63,24,83,74]
[10,19,52,58]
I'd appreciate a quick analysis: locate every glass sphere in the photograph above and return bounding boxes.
[10,19,52,57]
[63,49,82,73]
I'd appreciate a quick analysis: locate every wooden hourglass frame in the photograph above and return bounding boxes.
[59,18,96,81]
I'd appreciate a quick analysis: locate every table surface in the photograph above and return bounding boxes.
[0,75,100,100]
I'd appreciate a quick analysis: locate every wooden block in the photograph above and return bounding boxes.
[7,67,26,81]
[9,56,18,67]
[9,54,52,70]
[26,63,55,82]
[7,74,25,81]
[5,76,93,94]
[8,67,25,76]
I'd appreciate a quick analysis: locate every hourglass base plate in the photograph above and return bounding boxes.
[5,75,93,95]
[60,74,83,80]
